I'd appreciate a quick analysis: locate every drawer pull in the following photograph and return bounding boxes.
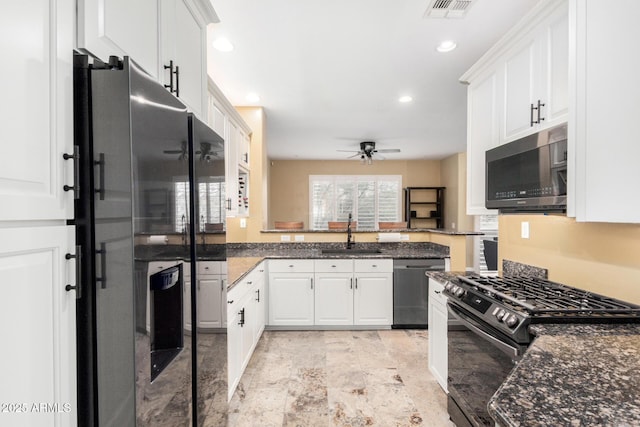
[227,300,234,304]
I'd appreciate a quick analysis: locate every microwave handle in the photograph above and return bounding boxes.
[447,303,524,359]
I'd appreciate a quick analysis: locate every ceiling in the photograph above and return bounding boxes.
[206,0,539,161]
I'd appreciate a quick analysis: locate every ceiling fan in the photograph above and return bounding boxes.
[163,141,223,162]
[337,141,401,164]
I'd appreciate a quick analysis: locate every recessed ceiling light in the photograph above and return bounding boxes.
[246,93,260,103]
[212,37,234,52]
[399,95,413,103]
[436,40,457,53]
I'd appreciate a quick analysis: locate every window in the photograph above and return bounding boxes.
[309,175,402,230]
[174,178,226,232]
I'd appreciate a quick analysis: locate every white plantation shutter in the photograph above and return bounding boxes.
[311,179,334,229]
[309,175,402,230]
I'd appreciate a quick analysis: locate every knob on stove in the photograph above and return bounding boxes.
[454,287,465,297]
[496,309,506,321]
[505,314,519,328]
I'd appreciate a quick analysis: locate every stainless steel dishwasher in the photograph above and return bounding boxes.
[392,258,445,328]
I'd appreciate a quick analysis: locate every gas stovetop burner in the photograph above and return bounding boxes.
[457,275,640,319]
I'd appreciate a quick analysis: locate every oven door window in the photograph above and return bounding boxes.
[447,303,520,427]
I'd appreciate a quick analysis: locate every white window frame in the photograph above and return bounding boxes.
[308,175,402,230]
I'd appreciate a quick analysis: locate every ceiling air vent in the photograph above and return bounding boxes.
[424,0,475,19]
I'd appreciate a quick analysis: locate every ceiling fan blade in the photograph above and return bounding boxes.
[347,153,363,159]
[376,149,401,153]
[373,153,387,160]
[337,149,361,153]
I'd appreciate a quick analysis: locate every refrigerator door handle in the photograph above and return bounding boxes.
[95,153,105,200]
[96,242,107,289]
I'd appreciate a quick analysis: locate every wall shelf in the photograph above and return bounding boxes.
[404,187,445,229]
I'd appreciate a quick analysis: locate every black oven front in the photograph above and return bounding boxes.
[446,302,526,427]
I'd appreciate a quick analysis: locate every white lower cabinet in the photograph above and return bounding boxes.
[0,226,77,427]
[314,260,355,326]
[268,258,393,327]
[196,261,225,329]
[268,260,315,326]
[227,261,266,400]
[428,277,448,392]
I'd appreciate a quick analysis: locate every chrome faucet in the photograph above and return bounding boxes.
[346,213,354,249]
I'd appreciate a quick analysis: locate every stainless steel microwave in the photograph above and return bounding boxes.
[485,124,567,212]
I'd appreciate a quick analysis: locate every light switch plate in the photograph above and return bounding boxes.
[521,221,530,239]
[280,235,291,241]
[239,218,247,228]
[294,235,304,241]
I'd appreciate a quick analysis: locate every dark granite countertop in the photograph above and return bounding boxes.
[227,242,449,260]
[260,228,482,236]
[489,323,640,427]
[226,242,450,290]
[426,270,640,426]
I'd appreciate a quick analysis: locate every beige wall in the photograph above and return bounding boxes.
[440,152,475,268]
[268,159,441,228]
[499,214,640,304]
[226,107,269,243]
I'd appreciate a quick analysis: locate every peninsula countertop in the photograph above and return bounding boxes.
[488,323,640,427]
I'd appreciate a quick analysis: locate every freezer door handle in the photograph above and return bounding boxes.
[95,153,105,200]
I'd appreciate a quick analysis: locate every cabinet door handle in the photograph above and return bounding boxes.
[64,247,82,299]
[537,99,545,124]
[350,278,353,289]
[434,290,441,294]
[227,198,232,211]
[63,145,80,199]
[227,299,234,304]
[239,308,245,327]
[355,278,358,289]
[310,278,313,289]
[256,289,260,302]
[164,60,174,92]
[530,103,535,127]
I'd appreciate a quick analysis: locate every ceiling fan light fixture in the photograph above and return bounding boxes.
[436,40,457,53]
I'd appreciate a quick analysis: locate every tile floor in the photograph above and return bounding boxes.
[227,329,454,427]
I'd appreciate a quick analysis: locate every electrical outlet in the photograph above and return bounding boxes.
[521,221,530,239]
[294,235,304,242]
[280,235,291,242]
[400,234,409,241]
[239,218,247,228]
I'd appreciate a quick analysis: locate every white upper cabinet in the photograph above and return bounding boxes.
[569,0,640,223]
[207,79,253,218]
[465,69,502,215]
[77,0,159,78]
[1,0,74,221]
[160,0,216,119]
[502,4,569,142]
[461,0,568,215]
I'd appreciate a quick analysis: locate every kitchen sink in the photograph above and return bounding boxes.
[320,249,382,255]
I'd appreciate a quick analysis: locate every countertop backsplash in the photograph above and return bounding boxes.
[502,259,548,279]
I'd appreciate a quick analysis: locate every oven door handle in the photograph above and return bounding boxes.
[447,304,525,359]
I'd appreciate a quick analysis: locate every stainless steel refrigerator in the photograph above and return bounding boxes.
[73,54,227,427]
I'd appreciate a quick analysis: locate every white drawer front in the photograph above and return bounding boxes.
[198,261,222,275]
[268,259,314,273]
[429,278,447,306]
[354,259,393,273]
[314,259,353,273]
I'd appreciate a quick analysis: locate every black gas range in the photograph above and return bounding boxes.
[443,274,640,427]
[445,274,640,345]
